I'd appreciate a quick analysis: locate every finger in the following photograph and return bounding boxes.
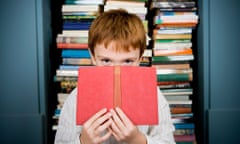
[115,107,133,126]
[84,108,107,128]
[92,119,113,144]
[94,126,113,144]
[95,118,112,134]
[110,109,125,132]
[91,112,112,130]
[109,122,121,141]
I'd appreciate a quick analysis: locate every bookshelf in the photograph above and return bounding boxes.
[147,0,199,143]
[51,0,102,131]
[49,1,104,143]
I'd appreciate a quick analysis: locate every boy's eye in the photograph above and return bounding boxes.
[102,59,110,62]
[101,59,111,65]
[124,59,134,64]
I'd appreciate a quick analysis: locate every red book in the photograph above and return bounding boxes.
[57,43,88,49]
[76,66,158,125]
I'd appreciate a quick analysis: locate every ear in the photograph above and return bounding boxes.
[89,50,96,65]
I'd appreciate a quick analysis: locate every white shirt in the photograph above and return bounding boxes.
[54,88,176,144]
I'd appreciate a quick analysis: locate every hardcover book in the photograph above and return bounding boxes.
[76,66,158,125]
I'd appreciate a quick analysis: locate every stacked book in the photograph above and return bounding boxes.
[149,0,198,143]
[52,0,104,130]
[104,0,152,66]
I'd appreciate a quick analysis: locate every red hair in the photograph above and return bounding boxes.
[88,9,146,57]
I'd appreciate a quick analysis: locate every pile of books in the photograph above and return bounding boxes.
[149,0,198,143]
[52,0,104,130]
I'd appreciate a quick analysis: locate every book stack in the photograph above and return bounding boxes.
[149,0,198,143]
[104,0,152,66]
[52,0,104,130]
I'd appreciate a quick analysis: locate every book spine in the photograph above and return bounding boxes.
[152,55,194,62]
[57,43,88,49]
[157,73,193,82]
[61,50,91,58]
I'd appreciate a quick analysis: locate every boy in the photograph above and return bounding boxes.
[55,9,175,144]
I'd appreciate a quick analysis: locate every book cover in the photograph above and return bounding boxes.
[158,82,191,89]
[154,42,192,50]
[62,58,92,65]
[171,107,192,114]
[56,36,88,44]
[62,5,100,12]
[152,63,190,69]
[157,73,193,82]
[151,1,196,9]
[174,123,195,129]
[174,134,196,142]
[174,128,195,135]
[152,55,194,64]
[161,88,193,95]
[153,48,193,56]
[165,95,190,101]
[57,43,88,49]
[76,66,158,125]
[63,23,91,30]
[64,0,104,5]
[153,33,192,40]
[61,49,90,58]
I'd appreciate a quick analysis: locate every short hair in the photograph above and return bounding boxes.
[88,9,146,57]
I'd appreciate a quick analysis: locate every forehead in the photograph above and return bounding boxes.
[94,43,140,59]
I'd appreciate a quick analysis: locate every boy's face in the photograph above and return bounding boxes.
[91,42,141,66]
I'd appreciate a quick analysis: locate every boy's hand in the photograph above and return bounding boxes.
[80,108,112,144]
[109,107,147,144]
